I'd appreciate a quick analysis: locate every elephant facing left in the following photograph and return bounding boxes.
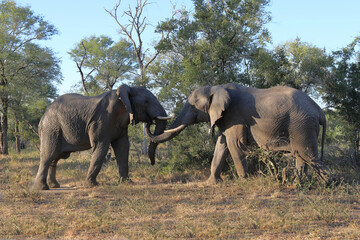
[32,84,170,190]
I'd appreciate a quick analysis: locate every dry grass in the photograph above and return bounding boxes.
[0,150,360,239]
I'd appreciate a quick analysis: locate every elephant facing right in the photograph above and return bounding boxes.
[147,83,333,184]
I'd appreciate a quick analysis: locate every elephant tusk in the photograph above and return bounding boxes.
[164,124,186,133]
[156,115,173,120]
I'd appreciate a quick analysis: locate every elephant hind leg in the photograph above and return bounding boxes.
[32,134,63,191]
[293,150,330,184]
[47,158,61,188]
[85,142,110,187]
[32,162,50,190]
[45,151,72,188]
[33,151,58,190]
[290,129,331,184]
[294,158,308,181]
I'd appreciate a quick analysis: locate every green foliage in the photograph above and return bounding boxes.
[0,0,60,153]
[0,1,57,46]
[68,35,136,94]
[153,0,271,98]
[246,46,290,88]
[325,111,353,147]
[249,38,332,95]
[190,0,271,84]
[282,39,332,94]
[322,37,360,163]
[158,123,215,173]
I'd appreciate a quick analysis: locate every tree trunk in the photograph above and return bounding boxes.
[15,117,21,153]
[356,128,360,166]
[139,64,147,155]
[0,116,2,154]
[141,122,147,155]
[0,97,9,155]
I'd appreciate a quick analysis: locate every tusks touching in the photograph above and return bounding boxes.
[164,124,186,133]
[156,115,173,120]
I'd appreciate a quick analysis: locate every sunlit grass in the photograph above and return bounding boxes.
[0,148,359,239]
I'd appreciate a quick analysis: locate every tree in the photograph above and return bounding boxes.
[281,39,332,94]
[9,43,60,152]
[106,0,174,154]
[0,0,60,154]
[248,38,332,95]
[322,36,360,163]
[69,35,136,95]
[245,46,289,88]
[106,0,173,86]
[153,0,271,102]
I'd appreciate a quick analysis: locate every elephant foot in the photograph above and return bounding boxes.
[48,180,60,188]
[84,179,99,188]
[119,177,132,184]
[205,176,222,185]
[32,181,50,191]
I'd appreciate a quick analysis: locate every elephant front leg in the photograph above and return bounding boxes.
[85,142,110,187]
[207,134,229,184]
[223,124,249,179]
[111,136,130,182]
[226,137,248,179]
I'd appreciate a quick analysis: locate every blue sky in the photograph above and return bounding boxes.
[14,0,360,95]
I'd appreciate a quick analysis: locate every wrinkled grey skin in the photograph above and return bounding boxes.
[147,83,331,184]
[32,84,168,190]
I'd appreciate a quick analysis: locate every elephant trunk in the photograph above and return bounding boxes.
[146,106,189,143]
[147,119,168,165]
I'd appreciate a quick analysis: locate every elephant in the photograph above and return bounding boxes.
[32,84,171,190]
[147,83,331,184]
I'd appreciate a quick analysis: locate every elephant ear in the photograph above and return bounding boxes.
[116,84,134,123]
[208,86,230,128]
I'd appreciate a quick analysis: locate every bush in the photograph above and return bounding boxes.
[155,123,215,173]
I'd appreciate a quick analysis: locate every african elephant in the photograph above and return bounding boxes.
[32,84,171,190]
[147,83,331,184]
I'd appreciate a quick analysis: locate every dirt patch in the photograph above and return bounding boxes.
[41,186,80,193]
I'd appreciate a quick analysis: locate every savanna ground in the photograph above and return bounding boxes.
[1,146,360,240]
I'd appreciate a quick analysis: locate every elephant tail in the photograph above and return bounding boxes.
[319,114,326,162]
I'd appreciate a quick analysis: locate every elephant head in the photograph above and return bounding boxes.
[117,84,171,164]
[146,85,230,143]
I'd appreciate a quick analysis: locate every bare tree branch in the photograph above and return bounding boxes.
[106,0,161,85]
[74,42,92,95]
[22,118,39,137]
